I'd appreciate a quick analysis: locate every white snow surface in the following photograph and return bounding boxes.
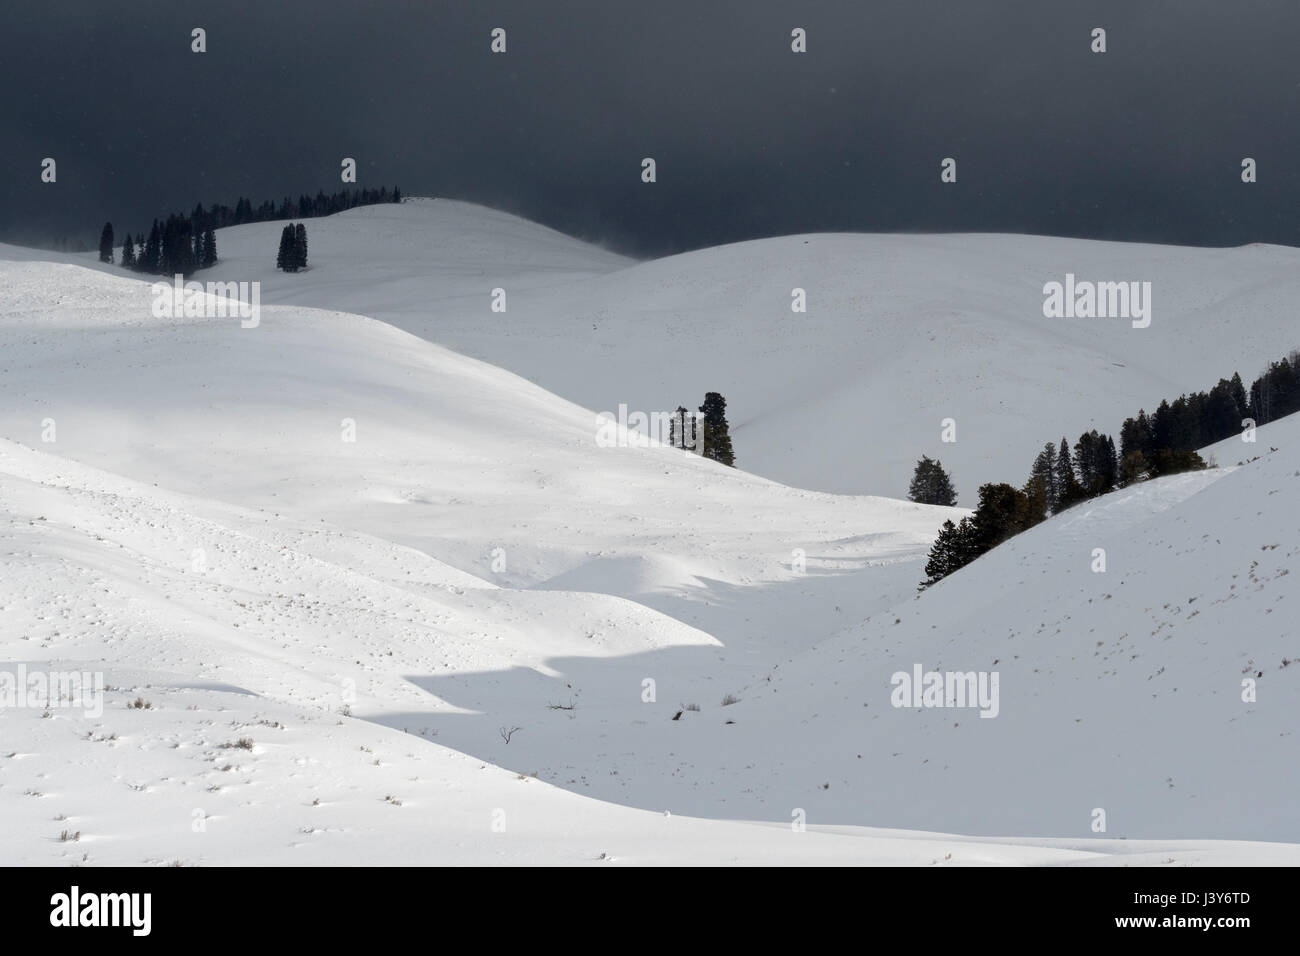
[0,202,1296,865]
[15,199,1300,502]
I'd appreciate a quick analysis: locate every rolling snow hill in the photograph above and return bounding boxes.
[15,199,1300,502]
[1,210,1296,864]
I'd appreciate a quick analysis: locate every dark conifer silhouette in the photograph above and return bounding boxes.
[698,392,735,466]
[1029,443,1057,512]
[908,456,958,506]
[276,223,309,272]
[105,186,398,278]
[276,226,292,271]
[921,518,975,588]
[98,222,114,263]
[143,222,161,275]
[914,348,1300,587]
[202,228,217,268]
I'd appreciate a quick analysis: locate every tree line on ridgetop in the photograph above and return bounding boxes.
[913,349,1300,588]
[96,186,400,277]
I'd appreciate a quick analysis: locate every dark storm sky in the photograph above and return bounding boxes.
[3,0,1299,255]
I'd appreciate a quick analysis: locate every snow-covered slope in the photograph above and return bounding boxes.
[8,433,1288,866]
[18,199,1300,502]
[336,420,1300,847]
[1,213,1296,864]
[0,259,966,865]
[562,427,1300,842]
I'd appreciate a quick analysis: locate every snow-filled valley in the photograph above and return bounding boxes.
[0,201,1296,865]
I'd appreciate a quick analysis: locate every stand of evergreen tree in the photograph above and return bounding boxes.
[1119,361,1298,456]
[117,214,206,277]
[921,481,1039,589]
[666,393,735,464]
[112,186,398,278]
[918,351,1300,590]
[277,223,309,272]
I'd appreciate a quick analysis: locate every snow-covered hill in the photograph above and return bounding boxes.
[1,207,1296,864]
[16,199,1300,502]
[8,432,1288,865]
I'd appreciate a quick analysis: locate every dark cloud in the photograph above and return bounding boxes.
[3,0,1298,254]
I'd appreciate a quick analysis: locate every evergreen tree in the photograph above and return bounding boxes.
[144,221,162,274]
[1021,476,1047,528]
[668,406,685,449]
[908,456,958,506]
[120,232,135,270]
[1069,430,1117,498]
[969,483,1029,554]
[1151,399,1174,450]
[698,392,735,466]
[1055,437,1072,488]
[1136,409,1154,458]
[159,214,194,276]
[1030,443,1057,512]
[276,225,292,271]
[1181,376,1242,444]
[98,222,114,263]
[1167,395,1200,451]
[1119,413,1148,463]
[921,518,974,587]
[160,217,174,274]
[1101,434,1118,491]
[1073,431,1098,495]
[1055,437,1085,508]
[294,222,308,270]
[202,228,217,268]
[1229,372,1248,419]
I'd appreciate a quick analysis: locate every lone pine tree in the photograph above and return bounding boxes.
[908,456,958,506]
